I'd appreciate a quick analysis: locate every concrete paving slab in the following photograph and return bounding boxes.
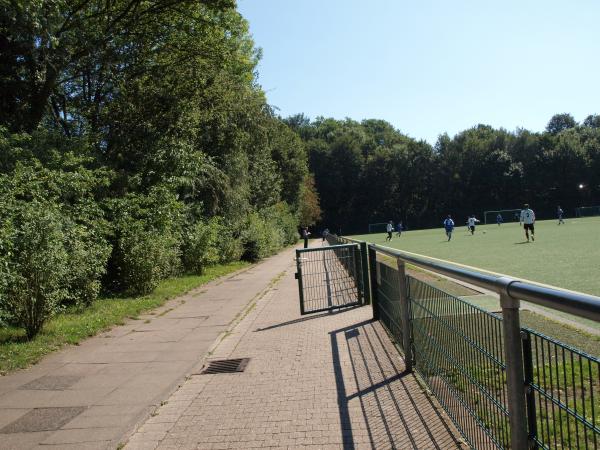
[0,408,29,429]
[0,407,85,433]
[20,375,82,391]
[0,431,53,450]
[39,426,120,445]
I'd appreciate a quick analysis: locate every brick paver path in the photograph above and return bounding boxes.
[126,255,462,449]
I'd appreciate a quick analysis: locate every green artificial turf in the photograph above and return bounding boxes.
[352,216,600,297]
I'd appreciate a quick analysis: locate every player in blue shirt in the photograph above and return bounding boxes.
[496,213,503,226]
[443,215,455,241]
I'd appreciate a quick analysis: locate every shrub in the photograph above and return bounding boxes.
[262,202,299,246]
[104,187,183,295]
[114,224,180,295]
[213,219,243,264]
[1,202,68,339]
[240,212,273,262]
[62,219,111,307]
[181,218,220,274]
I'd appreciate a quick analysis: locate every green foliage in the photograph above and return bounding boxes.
[62,219,111,307]
[105,188,183,295]
[0,0,308,343]
[0,201,68,339]
[546,113,577,134]
[240,212,275,262]
[181,218,221,274]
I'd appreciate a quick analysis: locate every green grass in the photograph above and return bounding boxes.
[352,216,600,296]
[0,261,249,374]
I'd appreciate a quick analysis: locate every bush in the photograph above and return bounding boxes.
[213,219,243,264]
[1,202,68,339]
[62,219,111,307]
[114,224,180,295]
[181,218,220,274]
[104,187,183,295]
[262,202,299,246]
[240,212,274,262]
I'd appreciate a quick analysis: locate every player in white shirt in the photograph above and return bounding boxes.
[385,221,393,241]
[467,215,480,235]
[520,204,536,242]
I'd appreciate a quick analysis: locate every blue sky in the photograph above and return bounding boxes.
[238,0,600,144]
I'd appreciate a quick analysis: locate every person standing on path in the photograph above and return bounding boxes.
[443,215,455,241]
[520,204,536,242]
[301,227,310,248]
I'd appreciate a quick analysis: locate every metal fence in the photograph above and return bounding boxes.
[326,235,600,449]
[525,328,599,450]
[409,276,510,449]
[295,244,364,314]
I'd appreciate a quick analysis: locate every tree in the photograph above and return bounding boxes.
[299,175,322,227]
[546,113,577,135]
[583,114,600,129]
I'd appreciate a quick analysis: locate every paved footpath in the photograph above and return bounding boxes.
[125,248,463,449]
[0,245,301,449]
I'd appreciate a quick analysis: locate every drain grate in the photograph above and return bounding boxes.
[200,358,250,374]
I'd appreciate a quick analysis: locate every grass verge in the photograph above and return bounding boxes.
[0,261,250,374]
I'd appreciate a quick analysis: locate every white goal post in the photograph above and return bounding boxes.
[575,206,600,217]
[483,209,522,224]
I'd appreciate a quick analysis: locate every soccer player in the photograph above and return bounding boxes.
[443,215,455,241]
[396,221,403,237]
[557,206,565,225]
[467,215,480,235]
[496,213,503,226]
[520,204,535,242]
[386,221,393,241]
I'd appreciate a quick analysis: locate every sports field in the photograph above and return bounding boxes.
[352,216,600,297]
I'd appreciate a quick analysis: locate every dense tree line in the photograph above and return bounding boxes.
[0,1,319,338]
[286,114,600,234]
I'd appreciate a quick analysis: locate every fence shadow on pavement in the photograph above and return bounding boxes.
[254,305,362,332]
[330,319,462,450]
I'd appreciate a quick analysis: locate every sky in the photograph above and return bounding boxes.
[238,0,600,145]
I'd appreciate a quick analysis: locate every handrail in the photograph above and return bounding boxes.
[368,242,600,323]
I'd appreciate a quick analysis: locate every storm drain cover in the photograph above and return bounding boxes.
[200,358,250,374]
[0,407,85,433]
[20,375,82,391]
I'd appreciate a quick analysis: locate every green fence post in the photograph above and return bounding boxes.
[368,247,379,320]
[498,278,528,450]
[396,258,413,371]
[522,330,537,446]
[295,249,305,315]
[360,242,371,305]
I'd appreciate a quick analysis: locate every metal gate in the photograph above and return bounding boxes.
[295,244,365,315]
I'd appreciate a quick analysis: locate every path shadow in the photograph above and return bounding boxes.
[330,320,461,449]
[254,305,361,332]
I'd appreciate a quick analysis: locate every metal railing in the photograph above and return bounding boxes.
[326,234,600,450]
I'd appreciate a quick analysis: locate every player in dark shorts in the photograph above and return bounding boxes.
[385,221,393,241]
[520,204,536,242]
